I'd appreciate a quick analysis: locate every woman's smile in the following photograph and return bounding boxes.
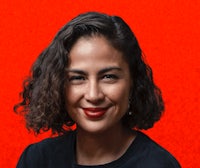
[82,107,109,119]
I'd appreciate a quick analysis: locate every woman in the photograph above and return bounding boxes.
[15,12,181,167]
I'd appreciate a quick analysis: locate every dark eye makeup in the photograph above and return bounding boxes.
[68,75,85,81]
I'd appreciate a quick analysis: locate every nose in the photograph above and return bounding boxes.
[84,80,104,103]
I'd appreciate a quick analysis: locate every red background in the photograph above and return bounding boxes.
[0,0,199,167]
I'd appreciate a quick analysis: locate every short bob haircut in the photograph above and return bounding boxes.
[14,12,164,135]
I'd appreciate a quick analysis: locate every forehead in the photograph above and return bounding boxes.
[68,35,127,67]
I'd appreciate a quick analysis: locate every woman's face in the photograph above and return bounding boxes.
[65,35,132,134]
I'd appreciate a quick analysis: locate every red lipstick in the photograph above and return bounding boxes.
[83,108,108,119]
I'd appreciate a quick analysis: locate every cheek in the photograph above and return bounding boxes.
[65,86,82,106]
[64,87,80,119]
[104,83,130,106]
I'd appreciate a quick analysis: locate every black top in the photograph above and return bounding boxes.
[17,131,181,168]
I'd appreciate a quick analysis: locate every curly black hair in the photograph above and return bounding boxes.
[14,12,164,135]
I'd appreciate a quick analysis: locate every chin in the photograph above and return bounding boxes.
[76,123,111,134]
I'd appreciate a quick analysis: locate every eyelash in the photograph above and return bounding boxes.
[68,76,85,81]
[102,74,118,80]
[67,74,119,84]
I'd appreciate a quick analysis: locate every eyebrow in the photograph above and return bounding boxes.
[98,67,122,74]
[65,67,122,75]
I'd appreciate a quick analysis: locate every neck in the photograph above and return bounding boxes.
[75,125,136,165]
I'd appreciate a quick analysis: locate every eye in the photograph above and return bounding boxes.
[102,74,119,82]
[67,75,86,84]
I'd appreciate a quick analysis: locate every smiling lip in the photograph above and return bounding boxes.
[83,107,108,118]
